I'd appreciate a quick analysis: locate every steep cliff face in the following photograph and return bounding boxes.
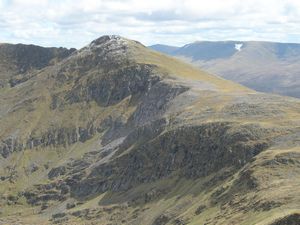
[70,123,270,201]
[0,35,300,225]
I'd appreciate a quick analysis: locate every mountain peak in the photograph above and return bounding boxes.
[76,35,142,59]
[87,35,139,51]
[90,35,123,46]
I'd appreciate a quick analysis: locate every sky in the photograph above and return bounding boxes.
[0,0,300,48]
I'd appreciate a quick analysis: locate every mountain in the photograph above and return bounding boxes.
[150,44,179,55]
[150,41,300,98]
[0,43,76,88]
[0,35,300,225]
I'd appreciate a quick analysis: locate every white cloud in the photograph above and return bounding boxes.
[0,0,299,48]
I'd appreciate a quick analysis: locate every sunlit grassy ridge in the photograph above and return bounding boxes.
[128,41,252,93]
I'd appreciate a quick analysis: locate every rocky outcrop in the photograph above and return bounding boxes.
[130,81,188,126]
[61,64,161,107]
[0,138,24,158]
[269,213,300,225]
[48,166,67,179]
[0,125,93,158]
[23,182,69,206]
[71,122,270,198]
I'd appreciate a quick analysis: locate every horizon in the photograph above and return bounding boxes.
[2,35,300,49]
[1,0,300,48]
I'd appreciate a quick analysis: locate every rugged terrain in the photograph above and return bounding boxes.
[0,35,299,225]
[151,41,300,98]
[0,43,75,88]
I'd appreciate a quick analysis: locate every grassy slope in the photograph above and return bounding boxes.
[130,43,251,93]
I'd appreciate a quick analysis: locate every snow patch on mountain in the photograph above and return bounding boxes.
[235,43,243,51]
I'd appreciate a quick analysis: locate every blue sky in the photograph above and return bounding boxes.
[0,0,300,48]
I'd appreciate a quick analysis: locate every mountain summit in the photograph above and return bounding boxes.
[0,36,300,224]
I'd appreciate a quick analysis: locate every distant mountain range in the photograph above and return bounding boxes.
[150,41,300,98]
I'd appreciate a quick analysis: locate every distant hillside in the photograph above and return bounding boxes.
[150,41,300,98]
[150,44,179,55]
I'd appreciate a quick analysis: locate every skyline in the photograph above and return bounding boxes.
[1,0,300,48]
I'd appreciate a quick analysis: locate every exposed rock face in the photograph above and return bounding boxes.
[0,35,300,225]
[48,166,66,179]
[70,122,270,198]
[131,81,188,126]
[63,64,161,107]
[269,213,300,225]
[0,138,23,158]
[0,125,95,158]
